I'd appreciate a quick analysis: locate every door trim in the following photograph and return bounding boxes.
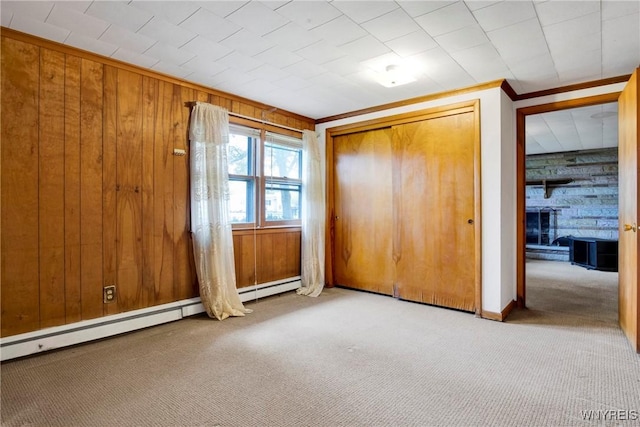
[515,92,621,308]
[325,100,482,315]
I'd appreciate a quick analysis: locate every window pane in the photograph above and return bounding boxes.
[228,134,251,175]
[265,182,300,221]
[229,179,254,223]
[264,143,301,179]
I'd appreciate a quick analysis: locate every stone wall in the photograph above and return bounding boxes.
[525,148,618,260]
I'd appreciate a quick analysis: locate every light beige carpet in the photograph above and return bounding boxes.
[1,260,639,427]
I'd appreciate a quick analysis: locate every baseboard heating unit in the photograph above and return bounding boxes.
[0,278,301,362]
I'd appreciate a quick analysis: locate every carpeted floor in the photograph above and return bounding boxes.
[1,260,639,427]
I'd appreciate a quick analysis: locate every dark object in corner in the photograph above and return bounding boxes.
[568,237,618,272]
[552,236,573,247]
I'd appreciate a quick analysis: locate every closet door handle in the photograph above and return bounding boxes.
[623,223,637,232]
[467,219,474,224]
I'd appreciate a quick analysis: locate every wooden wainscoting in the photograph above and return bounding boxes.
[1,30,310,337]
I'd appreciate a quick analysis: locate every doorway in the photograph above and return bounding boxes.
[516,93,621,308]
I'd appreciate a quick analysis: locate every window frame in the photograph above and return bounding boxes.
[228,118,303,230]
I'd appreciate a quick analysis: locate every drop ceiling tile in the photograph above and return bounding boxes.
[53,1,92,13]
[194,1,248,18]
[47,4,109,39]
[464,1,502,12]
[284,60,327,79]
[410,47,475,87]
[274,1,342,30]
[361,8,421,42]
[526,141,545,155]
[253,46,304,68]
[552,47,601,75]
[100,26,156,54]
[602,1,640,21]
[245,64,290,83]
[435,24,489,52]
[487,18,548,62]
[85,1,152,32]
[137,17,196,48]
[296,40,347,65]
[505,52,558,81]
[546,27,601,58]
[146,41,196,65]
[1,1,54,21]
[178,8,241,42]
[398,1,454,17]
[450,43,513,82]
[215,51,263,73]
[180,36,232,62]
[602,13,640,72]
[472,1,535,32]
[111,47,159,69]
[385,30,438,57]
[272,75,312,91]
[9,15,70,43]
[129,1,200,25]
[219,29,274,56]
[209,68,255,87]
[414,2,477,37]
[65,32,118,57]
[331,1,399,24]
[310,15,368,46]
[339,35,391,62]
[321,56,364,77]
[182,56,228,75]
[1,11,12,27]
[226,2,289,36]
[534,0,600,27]
[151,61,192,79]
[264,22,321,51]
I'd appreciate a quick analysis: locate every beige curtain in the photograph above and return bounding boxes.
[297,130,325,297]
[189,102,251,320]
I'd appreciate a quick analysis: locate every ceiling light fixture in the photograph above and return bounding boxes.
[377,64,416,88]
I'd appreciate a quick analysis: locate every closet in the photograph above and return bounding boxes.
[328,101,481,313]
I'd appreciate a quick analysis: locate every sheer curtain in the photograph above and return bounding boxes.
[297,130,325,297]
[189,102,251,320]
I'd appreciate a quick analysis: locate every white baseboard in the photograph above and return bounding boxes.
[0,278,301,362]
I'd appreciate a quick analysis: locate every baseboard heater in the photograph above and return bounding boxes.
[0,277,301,362]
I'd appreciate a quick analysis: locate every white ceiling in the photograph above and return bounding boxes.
[1,1,638,153]
[526,102,619,155]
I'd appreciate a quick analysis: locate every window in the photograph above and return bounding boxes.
[227,124,302,228]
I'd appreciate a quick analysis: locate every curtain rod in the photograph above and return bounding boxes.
[227,111,304,134]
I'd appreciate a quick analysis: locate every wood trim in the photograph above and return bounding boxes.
[232,226,301,237]
[501,80,518,101]
[472,99,483,316]
[516,75,631,101]
[327,101,478,136]
[482,300,516,321]
[515,91,622,308]
[0,27,314,126]
[325,128,335,288]
[316,80,507,124]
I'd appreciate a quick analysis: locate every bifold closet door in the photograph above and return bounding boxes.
[333,129,395,295]
[392,112,476,312]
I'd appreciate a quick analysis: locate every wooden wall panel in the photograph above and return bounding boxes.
[39,48,66,328]
[153,81,176,305]
[1,37,41,336]
[173,86,197,301]
[141,76,157,308]
[64,55,82,323]
[79,58,104,320]
[116,69,144,312]
[103,65,119,316]
[1,31,310,337]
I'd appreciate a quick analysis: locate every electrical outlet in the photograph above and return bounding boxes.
[103,285,116,303]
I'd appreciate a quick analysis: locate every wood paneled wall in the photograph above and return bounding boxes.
[1,31,311,337]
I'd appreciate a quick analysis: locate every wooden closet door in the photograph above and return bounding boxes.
[392,112,477,312]
[333,129,395,295]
